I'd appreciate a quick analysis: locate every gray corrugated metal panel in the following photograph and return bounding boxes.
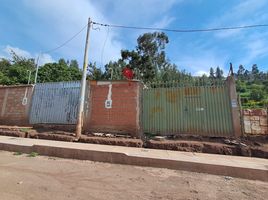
[30,81,81,124]
[34,81,81,89]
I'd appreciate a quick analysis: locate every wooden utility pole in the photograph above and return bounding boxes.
[75,17,91,139]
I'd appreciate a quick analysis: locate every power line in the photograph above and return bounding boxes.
[43,22,89,54]
[92,21,268,33]
[40,20,268,55]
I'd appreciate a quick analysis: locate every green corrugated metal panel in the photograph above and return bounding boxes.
[142,82,233,137]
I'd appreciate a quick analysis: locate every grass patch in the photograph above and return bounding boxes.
[27,152,39,157]
[19,128,32,133]
[13,152,23,156]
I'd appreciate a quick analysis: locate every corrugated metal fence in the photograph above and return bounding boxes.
[30,81,81,124]
[143,80,234,137]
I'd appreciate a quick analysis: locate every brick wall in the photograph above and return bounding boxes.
[243,109,268,135]
[83,81,142,138]
[0,85,33,126]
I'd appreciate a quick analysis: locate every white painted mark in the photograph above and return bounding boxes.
[105,84,113,109]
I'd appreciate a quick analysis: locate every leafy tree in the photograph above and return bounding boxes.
[121,32,170,82]
[69,60,79,68]
[251,64,260,82]
[0,51,35,85]
[37,58,82,83]
[251,64,259,75]
[209,67,215,78]
[250,88,265,101]
[243,70,250,81]
[103,60,125,80]
[87,62,104,80]
[237,65,245,79]
[215,67,223,79]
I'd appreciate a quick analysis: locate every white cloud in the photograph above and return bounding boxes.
[194,70,209,76]
[0,45,54,65]
[20,0,182,68]
[37,53,55,66]
[152,16,176,29]
[208,0,268,39]
[239,36,268,66]
[21,0,125,67]
[4,45,31,58]
[93,0,180,25]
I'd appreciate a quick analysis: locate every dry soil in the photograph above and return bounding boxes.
[0,151,267,200]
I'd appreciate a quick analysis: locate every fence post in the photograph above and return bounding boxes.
[226,76,242,137]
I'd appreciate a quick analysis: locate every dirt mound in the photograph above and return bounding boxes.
[0,126,267,158]
[0,128,26,138]
[79,135,143,147]
[146,139,268,159]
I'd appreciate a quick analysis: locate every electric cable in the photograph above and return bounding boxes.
[92,21,268,33]
[43,22,90,54]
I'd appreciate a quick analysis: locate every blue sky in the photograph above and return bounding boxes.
[0,0,268,75]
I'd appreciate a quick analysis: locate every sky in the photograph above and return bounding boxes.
[0,0,268,76]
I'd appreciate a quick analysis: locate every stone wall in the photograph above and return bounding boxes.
[243,109,267,135]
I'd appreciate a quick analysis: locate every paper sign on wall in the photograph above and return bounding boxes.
[231,99,237,108]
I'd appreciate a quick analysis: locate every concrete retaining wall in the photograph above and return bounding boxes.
[243,109,268,135]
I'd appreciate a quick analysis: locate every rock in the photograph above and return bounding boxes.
[224,176,233,181]
[153,136,166,141]
[223,139,231,144]
[239,142,247,147]
[105,133,114,137]
[92,133,104,137]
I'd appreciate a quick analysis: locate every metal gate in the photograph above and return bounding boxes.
[30,81,81,124]
[142,80,234,137]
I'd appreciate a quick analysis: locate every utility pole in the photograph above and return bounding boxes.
[75,17,91,139]
[34,54,40,84]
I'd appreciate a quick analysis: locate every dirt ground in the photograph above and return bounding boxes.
[1,126,268,159]
[0,151,267,200]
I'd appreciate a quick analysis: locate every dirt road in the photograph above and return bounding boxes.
[0,151,267,200]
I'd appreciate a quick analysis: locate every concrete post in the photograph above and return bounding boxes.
[226,76,242,137]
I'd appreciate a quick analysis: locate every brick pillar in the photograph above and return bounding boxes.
[226,76,242,137]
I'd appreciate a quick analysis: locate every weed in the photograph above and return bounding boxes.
[27,152,39,157]
[19,128,32,133]
[13,152,23,156]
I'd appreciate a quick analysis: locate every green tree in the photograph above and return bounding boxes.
[87,62,104,80]
[251,64,259,82]
[250,88,265,101]
[103,60,125,80]
[237,65,245,79]
[0,51,35,85]
[37,58,82,83]
[121,32,170,82]
[215,66,223,79]
[209,67,215,78]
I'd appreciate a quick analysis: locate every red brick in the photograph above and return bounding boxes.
[84,81,142,137]
[0,85,33,126]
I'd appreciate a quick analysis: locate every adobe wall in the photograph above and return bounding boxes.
[243,109,267,135]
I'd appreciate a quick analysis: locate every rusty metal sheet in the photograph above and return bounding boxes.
[143,82,233,137]
[29,81,81,124]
